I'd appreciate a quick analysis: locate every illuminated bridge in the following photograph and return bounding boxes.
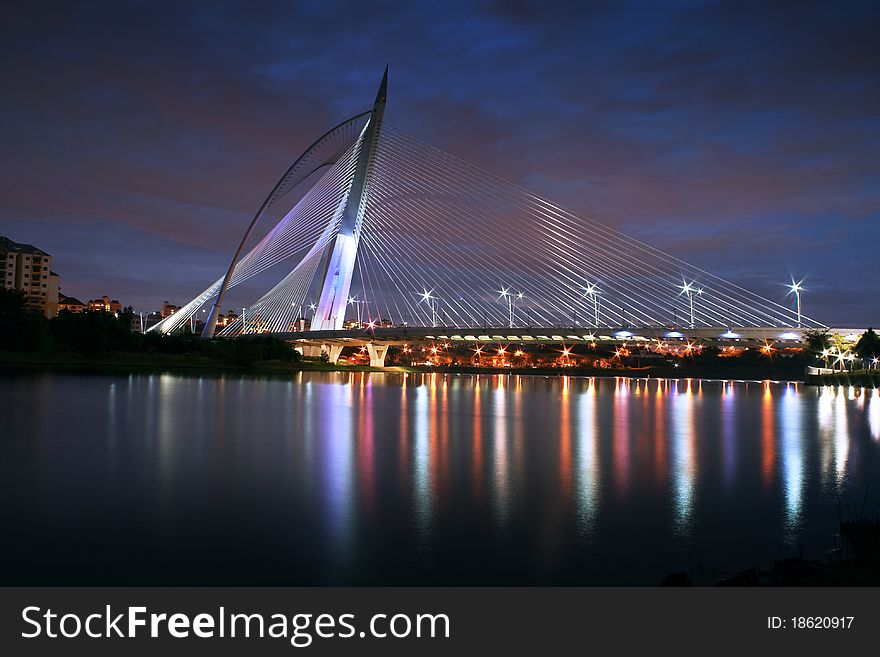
[150,68,840,366]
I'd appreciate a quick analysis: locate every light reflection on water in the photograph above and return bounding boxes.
[2,371,880,585]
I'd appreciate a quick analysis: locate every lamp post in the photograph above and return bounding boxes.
[679,282,702,328]
[419,290,438,327]
[787,280,803,328]
[348,295,367,327]
[582,284,600,327]
[498,287,524,328]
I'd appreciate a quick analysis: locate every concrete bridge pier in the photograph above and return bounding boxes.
[326,344,343,364]
[366,343,389,368]
[301,344,343,363]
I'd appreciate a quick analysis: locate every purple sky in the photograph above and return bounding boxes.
[1,0,878,325]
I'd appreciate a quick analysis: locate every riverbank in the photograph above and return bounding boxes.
[0,350,375,375]
[804,369,880,388]
[0,350,810,381]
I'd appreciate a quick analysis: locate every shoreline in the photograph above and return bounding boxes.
[0,351,813,382]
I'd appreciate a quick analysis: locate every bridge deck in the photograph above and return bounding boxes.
[244,326,863,347]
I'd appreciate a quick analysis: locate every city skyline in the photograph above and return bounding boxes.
[2,1,879,324]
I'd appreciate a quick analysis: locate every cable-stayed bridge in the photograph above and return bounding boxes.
[150,69,838,366]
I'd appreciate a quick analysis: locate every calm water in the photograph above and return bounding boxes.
[2,371,879,585]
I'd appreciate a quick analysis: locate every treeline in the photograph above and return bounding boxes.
[0,289,299,366]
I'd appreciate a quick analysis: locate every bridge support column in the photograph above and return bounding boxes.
[326,344,344,364]
[302,344,343,363]
[366,343,388,368]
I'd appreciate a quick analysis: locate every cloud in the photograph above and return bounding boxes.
[1,0,878,323]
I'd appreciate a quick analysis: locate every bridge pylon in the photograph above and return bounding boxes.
[311,67,387,331]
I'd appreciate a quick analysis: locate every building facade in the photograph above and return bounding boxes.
[87,295,122,313]
[1,235,60,318]
[58,293,86,313]
[161,300,179,318]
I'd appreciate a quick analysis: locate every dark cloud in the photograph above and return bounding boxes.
[1,0,878,324]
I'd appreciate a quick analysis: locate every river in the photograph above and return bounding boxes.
[2,371,879,585]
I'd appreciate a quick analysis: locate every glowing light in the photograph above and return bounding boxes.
[760,341,775,356]
[473,346,484,355]
[514,349,524,357]
[786,279,804,328]
[366,320,376,329]
[497,346,507,355]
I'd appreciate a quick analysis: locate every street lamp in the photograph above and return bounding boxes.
[347,295,367,327]
[787,280,803,328]
[679,281,702,328]
[582,283,600,327]
[419,289,438,327]
[498,287,524,328]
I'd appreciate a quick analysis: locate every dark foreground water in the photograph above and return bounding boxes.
[2,371,879,585]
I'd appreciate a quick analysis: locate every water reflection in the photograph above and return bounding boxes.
[833,387,850,487]
[3,372,880,585]
[669,379,696,537]
[779,384,804,542]
[321,379,355,563]
[720,380,736,491]
[491,379,510,533]
[870,389,880,442]
[761,381,775,489]
[413,383,432,541]
[613,377,630,495]
[574,380,599,540]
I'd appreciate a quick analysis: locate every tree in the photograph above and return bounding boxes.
[854,328,880,360]
[0,288,50,352]
[50,309,138,354]
[803,329,831,353]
